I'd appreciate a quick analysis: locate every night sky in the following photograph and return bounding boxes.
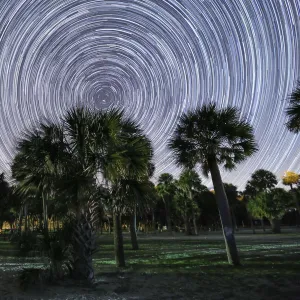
[0,0,300,189]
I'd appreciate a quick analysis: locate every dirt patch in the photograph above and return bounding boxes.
[1,270,300,300]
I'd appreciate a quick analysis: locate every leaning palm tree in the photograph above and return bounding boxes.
[286,81,300,133]
[168,103,257,265]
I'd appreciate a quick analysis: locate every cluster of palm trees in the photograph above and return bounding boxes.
[0,80,299,280]
[10,107,154,280]
[157,170,209,236]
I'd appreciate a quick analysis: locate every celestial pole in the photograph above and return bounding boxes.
[0,0,300,189]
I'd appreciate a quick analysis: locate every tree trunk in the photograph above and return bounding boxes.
[231,208,238,233]
[100,221,103,235]
[261,218,265,232]
[184,214,192,235]
[130,213,139,250]
[42,192,48,237]
[18,207,23,233]
[72,216,95,282]
[113,213,125,267]
[208,157,240,265]
[192,212,198,235]
[245,205,255,234]
[250,217,255,234]
[107,216,111,234]
[24,204,28,232]
[152,210,156,232]
[270,219,281,233]
[164,198,172,233]
[290,188,300,226]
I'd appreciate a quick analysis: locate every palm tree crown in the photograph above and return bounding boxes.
[168,103,257,175]
[244,169,278,198]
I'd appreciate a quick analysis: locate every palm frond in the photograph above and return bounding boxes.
[286,81,300,133]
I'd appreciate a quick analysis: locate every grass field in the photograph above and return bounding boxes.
[0,230,299,299]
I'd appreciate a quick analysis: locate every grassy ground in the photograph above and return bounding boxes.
[0,230,300,299]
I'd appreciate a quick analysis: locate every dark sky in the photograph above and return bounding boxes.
[0,0,300,188]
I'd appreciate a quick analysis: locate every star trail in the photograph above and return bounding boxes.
[0,0,300,189]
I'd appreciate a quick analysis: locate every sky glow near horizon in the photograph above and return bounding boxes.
[0,0,300,189]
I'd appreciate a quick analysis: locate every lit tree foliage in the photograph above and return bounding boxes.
[247,188,292,233]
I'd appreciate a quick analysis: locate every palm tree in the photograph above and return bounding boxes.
[60,107,153,270]
[286,81,300,133]
[175,169,207,235]
[12,107,153,274]
[156,173,175,233]
[11,111,98,280]
[127,163,155,250]
[169,103,257,265]
[12,124,64,237]
[108,136,153,266]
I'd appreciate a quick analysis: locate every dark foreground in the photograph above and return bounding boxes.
[0,229,299,299]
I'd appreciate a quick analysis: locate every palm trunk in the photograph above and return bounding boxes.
[208,157,240,265]
[231,209,238,232]
[100,221,103,235]
[192,212,198,235]
[152,210,156,232]
[164,198,172,233]
[107,216,111,234]
[24,204,28,233]
[42,192,48,237]
[245,204,255,234]
[18,207,23,233]
[184,213,192,235]
[130,212,139,250]
[72,216,95,282]
[113,213,125,267]
[270,219,281,233]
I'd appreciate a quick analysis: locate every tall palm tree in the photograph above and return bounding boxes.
[169,103,257,265]
[286,81,300,133]
[58,107,152,271]
[156,173,175,233]
[128,165,155,251]
[108,130,153,267]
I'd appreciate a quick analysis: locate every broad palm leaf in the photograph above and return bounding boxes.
[169,103,257,265]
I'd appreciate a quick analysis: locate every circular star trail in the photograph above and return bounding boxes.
[0,0,300,189]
